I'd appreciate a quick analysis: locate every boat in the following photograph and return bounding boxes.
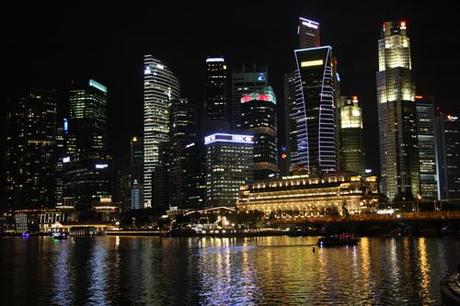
[317,233,360,247]
[52,231,68,240]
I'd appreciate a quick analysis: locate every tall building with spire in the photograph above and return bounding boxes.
[376,21,419,202]
[143,55,180,208]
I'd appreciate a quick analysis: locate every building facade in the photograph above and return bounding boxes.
[168,98,197,208]
[376,21,419,202]
[435,111,460,202]
[63,79,111,213]
[143,55,180,207]
[4,89,57,210]
[298,17,320,49]
[240,86,278,180]
[205,133,254,207]
[205,57,228,122]
[415,96,438,200]
[231,64,269,130]
[339,96,365,175]
[237,173,379,215]
[184,140,207,208]
[291,46,337,173]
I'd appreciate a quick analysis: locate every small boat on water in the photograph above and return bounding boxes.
[52,231,68,240]
[317,233,359,247]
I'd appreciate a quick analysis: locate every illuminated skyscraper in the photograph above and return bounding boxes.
[63,79,111,212]
[4,89,57,210]
[298,17,320,49]
[415,96,438,200]
[288,18,338,174]
[435,111,460,202]
[143,55,180,207]
[205,57,228,122]
[168,98,197,208]
[339,96,365,174]
[205,133,254,207]
[231,64,268,129]
[240,86,278,179]
[376,21,419,202]
[290,46,336,173]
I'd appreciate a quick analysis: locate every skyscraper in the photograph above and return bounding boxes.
[376,21,419,202]
[415,96,438,200]
[231,64,268,130]
[240,86,278,179]
[290,46,337,173]
[143,55,180,207]
[339,96,365,174]
[205,133,254,207]
[168,98,197,208]
[205,57,228,122]
[128,136,144,210]
[4,89,57,210]
[283,73,296,175]
[435,111,460,202]
[184,140,206,208]
[63,79,111,212]
[298,17,320,49]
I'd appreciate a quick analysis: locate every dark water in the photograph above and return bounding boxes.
[0,236,459,305]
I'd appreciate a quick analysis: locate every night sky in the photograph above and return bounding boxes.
[5,0,460,174]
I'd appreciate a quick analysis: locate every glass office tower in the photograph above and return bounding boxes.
[143,55,180,207]
[376,21,419,202]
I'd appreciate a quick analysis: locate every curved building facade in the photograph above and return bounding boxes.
[291,46,336,173]
[144,55,180,207]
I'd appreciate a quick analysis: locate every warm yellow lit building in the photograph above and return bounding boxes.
[236,173,379,215]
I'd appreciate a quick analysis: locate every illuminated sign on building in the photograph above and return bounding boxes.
[62,157,70,163]
[240,89,276,104]
[257,73,265,81]
[95,163,109,169]
[300,59,324,68]
[89,79,107,93]
[204,133,254,145]
[300,17,319,29]
[206,57,225,63]
[144,66,151,74]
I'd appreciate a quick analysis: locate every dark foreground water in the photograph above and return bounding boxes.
[0,236,459,305]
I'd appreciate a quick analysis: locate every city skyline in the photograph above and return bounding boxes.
[3,3,460,306]
[5,1,460,175]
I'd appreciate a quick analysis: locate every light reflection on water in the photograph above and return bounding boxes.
[0,236,458,305]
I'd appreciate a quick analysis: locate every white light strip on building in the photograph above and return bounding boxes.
[206,58,225,63]
[299,17,319,29]
[204,133,254,145]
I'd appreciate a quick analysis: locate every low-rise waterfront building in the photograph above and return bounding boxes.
[237,173,379,215]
